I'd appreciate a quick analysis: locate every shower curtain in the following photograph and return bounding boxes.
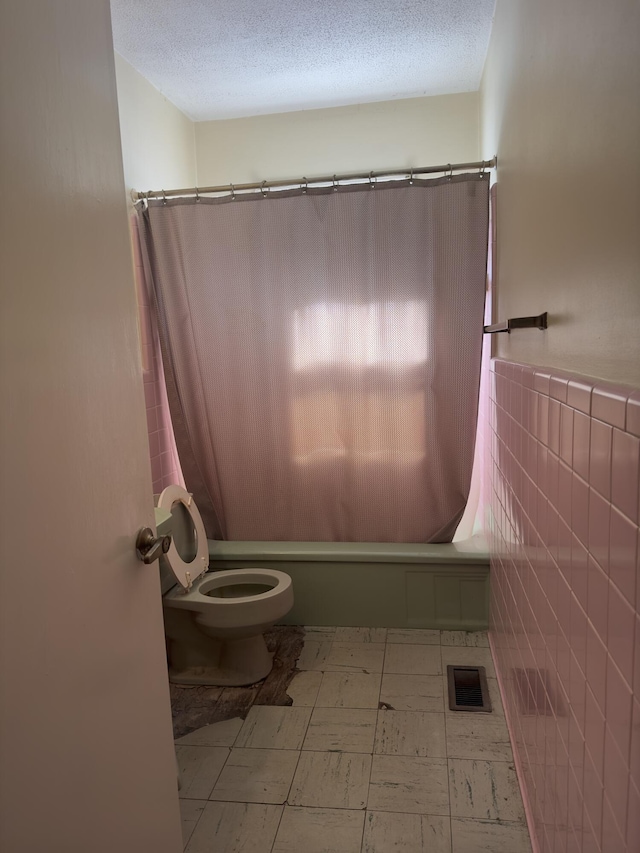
[140,174,489,543]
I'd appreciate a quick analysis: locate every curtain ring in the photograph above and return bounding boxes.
[230,183,236,200]
[195,186,200,202]
[446,164,453,181]
[369,171,376,189]
[301,177,308,194]
[333,174,339,192]
[261,180,268,198]
[161,189,167,205]
[479,161,486,177]
[409,168,414,186]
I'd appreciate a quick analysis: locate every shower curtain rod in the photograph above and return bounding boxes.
[132,157,497,203]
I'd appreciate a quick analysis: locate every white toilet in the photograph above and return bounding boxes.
[158,484,294,686]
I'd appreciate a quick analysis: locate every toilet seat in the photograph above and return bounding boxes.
[198,569,288,601]
[163,568,294,628]
[157,484,209,589]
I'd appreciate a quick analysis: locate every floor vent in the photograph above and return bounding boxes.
[447,665,492,712]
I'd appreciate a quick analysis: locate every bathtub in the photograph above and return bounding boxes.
[207,537,490,630]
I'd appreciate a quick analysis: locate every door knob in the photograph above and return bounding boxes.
[136,527,172,564]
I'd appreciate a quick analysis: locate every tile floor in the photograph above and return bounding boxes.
[176,628,533,852]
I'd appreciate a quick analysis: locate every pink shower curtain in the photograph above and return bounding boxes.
[140,174,489,542]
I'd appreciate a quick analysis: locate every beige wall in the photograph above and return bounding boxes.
[115,52,196,201]
[195,93,480,186]
[481,0,640,386]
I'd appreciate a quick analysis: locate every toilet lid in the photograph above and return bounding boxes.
[157,485,209,589]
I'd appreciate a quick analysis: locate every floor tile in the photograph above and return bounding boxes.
[334,626,388,643]
[384,643,442,675]
[315,672,382,709]
[448,759,525,821]
[380,674,444,712]
[303,707,377,753]
[185,801,282,853]
[172,626,535,853]
[441,631,489,647]
[302,627,336,645]
[386,628,441,645]
[375,710,446,758]
[176,718,243,747]
[289,750,371,809]
[368,755,450,815]
[235,705,311,750]
[297,639,333,670]
[324,642,385,673]
[451,817,532,852]
[209,748,299,805]
[440,646,496,677]
[445,714,513,760]
[176,745,230,799]
[286,671,323,706]
[179,799,207,849]
[272,806,365,853]
[485,679,505,716]
[363,810,452,853]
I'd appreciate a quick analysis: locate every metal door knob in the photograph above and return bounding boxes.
[136,527,172,564]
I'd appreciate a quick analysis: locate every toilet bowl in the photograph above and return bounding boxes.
[158,485,294,686]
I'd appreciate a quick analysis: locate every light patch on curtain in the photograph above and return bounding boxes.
[290,300,428,465]
[291,301,429,370]
[290,390,426,464]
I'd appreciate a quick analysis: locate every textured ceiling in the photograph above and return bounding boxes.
[110,0,495,122]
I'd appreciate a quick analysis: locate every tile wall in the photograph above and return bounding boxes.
[131,216,184,494]
[489,358,640,853]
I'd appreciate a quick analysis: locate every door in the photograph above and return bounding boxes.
[0,2,182,851]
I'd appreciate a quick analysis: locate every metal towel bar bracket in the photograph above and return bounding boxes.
[484,312,548,334]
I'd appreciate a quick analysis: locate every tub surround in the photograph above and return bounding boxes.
[209,538,490,564]
[489,358,640,853]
